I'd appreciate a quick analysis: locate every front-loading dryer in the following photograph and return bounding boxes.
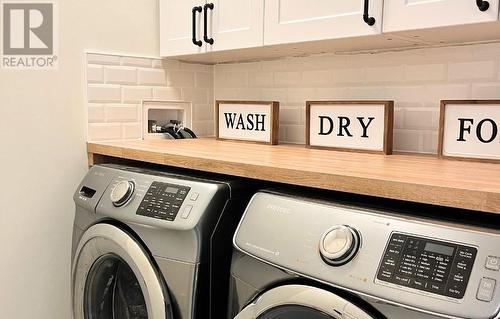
[72,164,254,319]
[228,191,500,319]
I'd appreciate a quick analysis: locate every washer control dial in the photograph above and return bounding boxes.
[110,180,135,207]
[320,225,361,266]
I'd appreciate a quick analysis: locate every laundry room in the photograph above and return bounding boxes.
[1,1,500,319]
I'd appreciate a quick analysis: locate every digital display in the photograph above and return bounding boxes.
[165,187,178,194]
[424,242,454,256]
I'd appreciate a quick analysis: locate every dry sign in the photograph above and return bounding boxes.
[216,100,279,145]
[306,101,394,154]
[439,100,500,162]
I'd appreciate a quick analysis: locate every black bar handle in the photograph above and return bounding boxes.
[204,3,214,45]
[192,6,203,47]
[363,0,376,26]
[476,0,490,11]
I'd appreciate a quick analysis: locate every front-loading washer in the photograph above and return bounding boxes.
[228,191,500,319]
[72,164,254,319]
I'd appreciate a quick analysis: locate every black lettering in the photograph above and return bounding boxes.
[338,116,353,137]
[236,114,246,130]
[476,118,498,143]
[457,118,474,142]
[224,113,237,129]
[255,114,266,131]
[357,117,375,138]
[246,114,255,130]
[319,116,334,135]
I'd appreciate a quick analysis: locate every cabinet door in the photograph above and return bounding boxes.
[383,0,500,32]
[160,0,206,57]
[264,0,383,46]
[206,0,264,52]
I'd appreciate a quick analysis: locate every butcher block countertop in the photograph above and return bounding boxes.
[87,139,500,214]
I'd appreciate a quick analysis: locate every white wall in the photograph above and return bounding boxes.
[214,43,500,153]
[0,1,159,318]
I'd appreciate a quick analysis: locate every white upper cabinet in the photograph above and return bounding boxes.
[160,0,206,56]
[383,0,500,32]
[263,0,383,46]
[206,0,264,52]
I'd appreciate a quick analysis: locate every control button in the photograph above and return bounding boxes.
[181,205,193,219]
[426,283,444,294]
[319,225,361,266]
[190,192,199,201]
[110,180,135,207]
[486,256,499,271]
[477,278,496,302]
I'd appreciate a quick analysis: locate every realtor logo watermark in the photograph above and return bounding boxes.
[1,1,58,69]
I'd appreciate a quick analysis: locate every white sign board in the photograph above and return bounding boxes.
[216,101,279,144]
[307,101,394,154]
[439,101,500,162]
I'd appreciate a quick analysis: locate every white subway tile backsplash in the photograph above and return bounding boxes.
[122,86,152,103]
[365,65,404,83]
[138,69,167,86]
[448,61,496,81]
[88,104,105,123]
[248,72,274,88]
[196,72,213,88]
[404,64,446,82]
[87,65,104,83]
[422,131,438,154]
[167,70,195,87]
[152,87,182,101]
[274,71,302,87]
[122,122,142,139]
[86,53,213,142]
[121,56,152,68]
[404,108,439,130]
[331,68,365,84]
[88,123,122,140]
[302,70,334,87]
[182,88,208,104]
[105,66,137,84]
[280,107,302,125]
[393,129,421,152]
[105,105,139,122]
[471,83,500,99]
[193,104,213,121]
[87,53,121,65]
[87,43,500,152]
[87,84,121,103]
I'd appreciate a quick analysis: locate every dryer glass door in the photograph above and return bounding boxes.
[257,305,337,319]
[72,224,172,319]
[235,285,376,319]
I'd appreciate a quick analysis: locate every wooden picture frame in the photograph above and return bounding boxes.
[215,100,280,145]
[438,100,500,163]
[306,100,394,154]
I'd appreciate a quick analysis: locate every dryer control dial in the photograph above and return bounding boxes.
[319,225,361,266]
[110,180,135,207]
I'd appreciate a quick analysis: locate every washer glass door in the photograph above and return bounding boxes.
[257,305,337,319]
[84,254,147,318]
[72,224,171,319]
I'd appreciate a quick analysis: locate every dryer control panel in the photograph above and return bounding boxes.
[377,233,477,299]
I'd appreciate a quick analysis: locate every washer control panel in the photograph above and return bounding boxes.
[136,181,191,221]
[377,233,477,299]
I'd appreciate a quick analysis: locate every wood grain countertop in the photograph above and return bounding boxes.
[87,138,500,214]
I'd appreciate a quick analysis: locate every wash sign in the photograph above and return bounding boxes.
[1,2,58,69]
[216,101,279,145]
